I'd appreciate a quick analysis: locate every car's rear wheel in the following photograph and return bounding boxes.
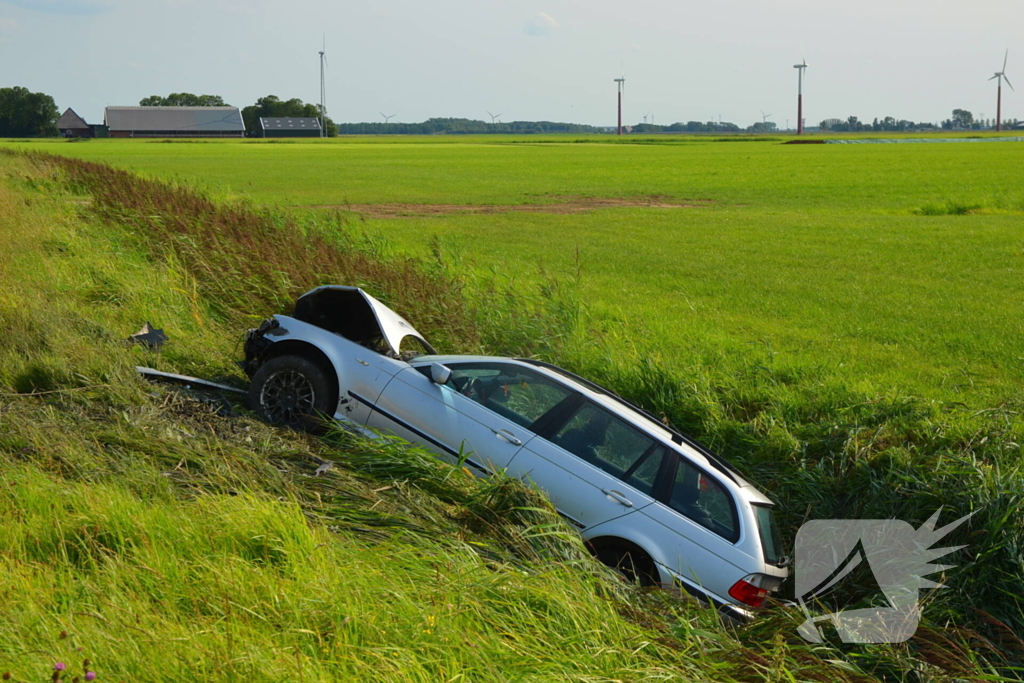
[249,355,332,432]
[596,546,659,587]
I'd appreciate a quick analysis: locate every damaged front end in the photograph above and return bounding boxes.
[241,286,436,378]
[241,317,281,378]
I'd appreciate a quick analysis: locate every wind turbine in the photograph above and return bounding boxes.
[760,110,772,124]
[487,111,502,124]
[990,50,1014,132]
[614,75,625,135]
[380,112,395,123]
[642,112,649,124]
[319,35,328,138]
[793,58,807,135]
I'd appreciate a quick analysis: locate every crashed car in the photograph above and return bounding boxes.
[242,285,788,620]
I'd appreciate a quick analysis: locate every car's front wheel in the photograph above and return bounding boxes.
[249,355,333,432]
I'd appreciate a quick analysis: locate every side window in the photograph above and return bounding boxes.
[666,456,738,541]
[549,402,664,494]
[445,363,571,429]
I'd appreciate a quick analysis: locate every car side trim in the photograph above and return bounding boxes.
[558,512,586,529]
[347,390,492,476]
[666,568,753,623]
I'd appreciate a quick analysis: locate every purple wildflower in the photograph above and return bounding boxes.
[85,673,96,681]
[54,663,67,671]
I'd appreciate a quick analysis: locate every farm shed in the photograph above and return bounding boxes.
[104,106,245,138]
[57,108,93,138]
[259,117,322,138]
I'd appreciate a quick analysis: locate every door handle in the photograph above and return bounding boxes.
[491,428,522,446]
[601,489,634,508]
[355,358,370,366]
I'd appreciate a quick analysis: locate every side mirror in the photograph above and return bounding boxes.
[430,362,452,385]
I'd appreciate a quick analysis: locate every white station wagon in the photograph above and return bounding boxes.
[242,286,789,620]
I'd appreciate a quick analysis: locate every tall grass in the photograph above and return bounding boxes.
[2,148,1022,680]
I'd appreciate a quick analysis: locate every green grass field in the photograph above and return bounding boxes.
[2,138,1023,680]
[8,136,1024,405]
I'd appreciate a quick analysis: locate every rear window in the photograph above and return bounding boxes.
[666,457,738,542]
[753,504,784,565]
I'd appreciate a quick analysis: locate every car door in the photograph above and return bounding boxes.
[368,361,574,475]
[336,344,411,425]
[636,453,746,599]
[505,399,666,530]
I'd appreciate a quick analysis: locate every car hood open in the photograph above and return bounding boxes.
[291,285,436,356]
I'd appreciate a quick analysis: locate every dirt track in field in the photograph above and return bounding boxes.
[307,195,712,218]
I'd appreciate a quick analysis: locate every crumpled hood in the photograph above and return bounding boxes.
[292,285,435,356]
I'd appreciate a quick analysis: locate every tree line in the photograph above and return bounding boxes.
[335,118,602,135]
[5,87,1020,137]
[818,109,1020,132]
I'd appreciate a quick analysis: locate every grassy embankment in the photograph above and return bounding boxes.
[1,142,1022,680]
[7,149,1008,683]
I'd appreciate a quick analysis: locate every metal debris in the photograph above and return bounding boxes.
[136,367,246,395]
[129,322,168,349]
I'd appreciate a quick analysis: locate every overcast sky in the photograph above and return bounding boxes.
[1,0,1021,129]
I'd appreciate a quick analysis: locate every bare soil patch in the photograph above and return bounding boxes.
[308,195,712,219]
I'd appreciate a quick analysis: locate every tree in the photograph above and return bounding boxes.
[139,93,228,107]
[951,109,973,129]
[0,86,59,137]
[746,121,777,133]
[241,95,336,136]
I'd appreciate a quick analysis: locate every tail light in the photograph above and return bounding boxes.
[728,577,770,608]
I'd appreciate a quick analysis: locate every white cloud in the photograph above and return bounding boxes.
[523,12,558,38]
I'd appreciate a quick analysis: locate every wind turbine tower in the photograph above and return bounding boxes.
[319,36,328,138]
[793,59,807,135]
[614,76,625,135]
[990,50,1014,132]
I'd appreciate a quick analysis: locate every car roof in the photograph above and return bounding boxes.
[411,354,773,505]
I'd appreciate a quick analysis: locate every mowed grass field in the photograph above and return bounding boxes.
[9,136,1024,406]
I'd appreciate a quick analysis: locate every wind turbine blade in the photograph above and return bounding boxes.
[990,74,1000,81]
[1004,49,1009,73]
[1005,74,1014,91]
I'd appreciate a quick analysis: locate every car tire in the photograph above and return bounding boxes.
[596,546,658,587]
[249,355,333,432]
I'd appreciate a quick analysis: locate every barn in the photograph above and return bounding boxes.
[259,117,322,138]
[57,108,93,138]
[104,106,245,138]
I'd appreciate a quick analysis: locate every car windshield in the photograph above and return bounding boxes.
[753,504,784,565]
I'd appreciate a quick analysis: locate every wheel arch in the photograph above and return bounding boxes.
[260,340,340,414]
[586,535,663,585]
